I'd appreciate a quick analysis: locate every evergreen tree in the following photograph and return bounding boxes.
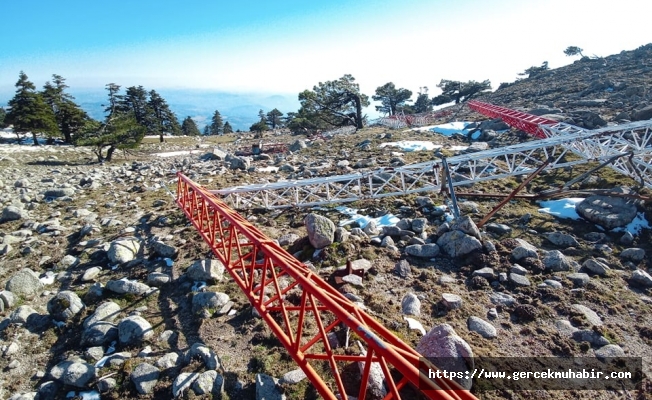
[181,116,200,136]
[208,110,224,135]
[296,74,369,131]
[6,71,59,145]
[0,107,6,128]
[413,93,432,113]
[147,89,180,142]
[266,108,283,129]
[372,82,412,116]
[42,74,90,143]
[223,121,233,134]
[564,46,584,58]
[431,79,491,105]
[122,86,150,126]
[104,83,123,116]
[74,83,145,162]
[249,120,268,133]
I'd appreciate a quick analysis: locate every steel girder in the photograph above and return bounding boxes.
[175,173,474,400]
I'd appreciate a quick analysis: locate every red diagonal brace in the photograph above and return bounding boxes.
[176,172,477,400]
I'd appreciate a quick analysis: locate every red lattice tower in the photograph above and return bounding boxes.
[176,172,477,400]
[467,100,558,138]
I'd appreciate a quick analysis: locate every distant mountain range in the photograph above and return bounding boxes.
[0,87,301,132]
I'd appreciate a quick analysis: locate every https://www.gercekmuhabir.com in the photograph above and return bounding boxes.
[419,357,642,391]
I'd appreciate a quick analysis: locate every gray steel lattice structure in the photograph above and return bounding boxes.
[214,120,652,209]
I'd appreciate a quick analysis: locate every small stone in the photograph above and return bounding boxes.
[173,372,199,398]
[595,344,625,359]
[631,269,652,287]
[467,316,497,338]
[567,273,590,287]
[490,292,516,307]
[81,267,102,282]
[401,293,421,316]
[281,368,307,384]
[554,320,578,336]
[572,330,609,346]
[543,279,563,289]
[49,361,96,388]
[472,267,494,279]
[487,308,498,319]
[131,363,160,394]
[571,304,603,326]
[394,260,411,278]
[509,273,530,287]
[441,293,462,310]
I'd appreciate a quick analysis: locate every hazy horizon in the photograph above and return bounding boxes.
[1,0,649,129]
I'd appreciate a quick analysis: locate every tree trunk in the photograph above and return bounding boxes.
[354,95,364,129]
[159,134,164,143]
[31,132,40,146]
[106,145,116,162]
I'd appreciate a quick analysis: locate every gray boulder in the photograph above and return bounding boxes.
[543,250,572,272]
[401,293,421,316]
[185,259,225,282]
[131,363,160,395]
[631,269,652,287]
[405,243,440,258]
[192,370,224,395]
[255,373,284,400]
[118,315,153,345]
[106,279,151,295]
[173,372,199,398]
[192,292,230,316]
[304,213,336,249]
[544,232,580,248]
[47,291,85,321]
[107,238,142,264]
[467,316,497,338]
[1,206,28,223]
[620,248,646,262]
[416,324,473,389]
[436,230,482,258]
[49,361,96,388]
[5,268,43,299]
[576,194,638,229]
[82,321,119,346]
[83,301,121,328]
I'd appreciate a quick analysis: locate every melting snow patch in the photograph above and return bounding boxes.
[153,150,204,158]
[429,121,473,136]
[164,258,174,267]
[39,271,56,285]
[257,166,279,173]
[336,206,399,228]
[538,198,584,220]
[192,281,207,292]
[612,212,650,235]
[379,141,438,152]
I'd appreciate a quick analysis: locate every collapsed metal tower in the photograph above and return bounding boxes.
[215,101,652,209]
[176,173,475,400]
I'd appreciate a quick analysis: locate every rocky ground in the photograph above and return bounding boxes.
[1,44,652,400]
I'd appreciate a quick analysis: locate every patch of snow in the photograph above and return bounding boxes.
[164,258,174,267]
[538,198,584,220]
[612,212,650,235]
[192,281,207,292]
[379,141,438,152]
[257,166,279,173]
[336,206,399,228]
[153,150,205,158]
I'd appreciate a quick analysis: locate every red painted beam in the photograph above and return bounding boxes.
[468,100,558,138]
[176,172,477,400]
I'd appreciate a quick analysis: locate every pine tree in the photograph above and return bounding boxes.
[209,110,224,135]
[181,116,200,136]
[6,71,59,145]
[147,90,180,142]
[42,74,90,143]
[74,83,145,161]
[0,107,6,128]
[372,83,412,116]
[223,121,233,134]
[266,108,283,129]
[122,86,150,126]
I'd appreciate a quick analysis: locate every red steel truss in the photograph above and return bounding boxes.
[467,100,558,138]
[176,172,476,400]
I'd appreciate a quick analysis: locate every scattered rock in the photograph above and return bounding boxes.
[416,324,473,389]
[49,361,96,388]
[401,293,421,316]
[467,316,497,338]
[118,315,153,345]
[304,213,336,249]
[131,363,160,394]
[185,259,225,282]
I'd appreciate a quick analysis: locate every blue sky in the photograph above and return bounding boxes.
[1,0,650,103]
